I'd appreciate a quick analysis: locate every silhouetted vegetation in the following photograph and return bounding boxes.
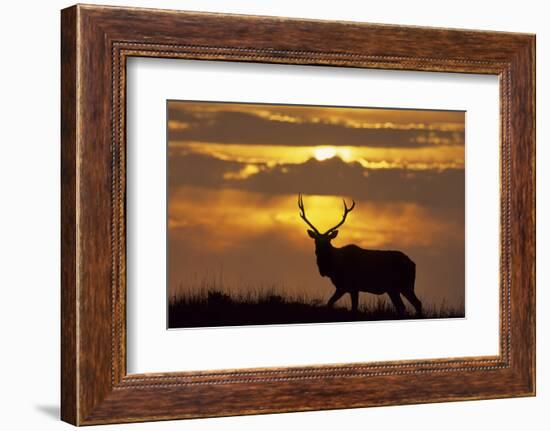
[168,287,464,329]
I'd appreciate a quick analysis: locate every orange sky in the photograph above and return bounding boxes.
[167,101,465,311]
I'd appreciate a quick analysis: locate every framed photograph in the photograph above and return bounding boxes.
[165,101,463,329]
[61,4,535,425]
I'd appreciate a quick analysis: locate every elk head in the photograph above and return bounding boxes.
[297,193,356,248]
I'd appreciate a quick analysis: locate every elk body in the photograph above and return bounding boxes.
[298,194,422,316]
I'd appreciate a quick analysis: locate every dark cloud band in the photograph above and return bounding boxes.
[168,107,464,149]
[169,152,464,212]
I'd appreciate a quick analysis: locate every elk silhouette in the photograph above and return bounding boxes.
[298,194,422,316]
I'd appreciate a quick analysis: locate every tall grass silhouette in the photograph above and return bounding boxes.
[168,275,464,329]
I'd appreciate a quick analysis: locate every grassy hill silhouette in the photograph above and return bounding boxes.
[168,288,463,329]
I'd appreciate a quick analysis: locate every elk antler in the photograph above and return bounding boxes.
[324,198,356,234]
[298,193,320,234]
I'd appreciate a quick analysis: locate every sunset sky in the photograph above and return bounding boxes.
[167,101,465,311]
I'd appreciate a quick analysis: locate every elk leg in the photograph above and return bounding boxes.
[401,289,423,317]
[327,289,345,308]
[388,291,406,316]
[350,291,359,313]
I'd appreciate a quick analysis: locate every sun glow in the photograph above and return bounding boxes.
[313,147,351,162]
[171,141,464,170]
[313,146,337,161]
[312,146,353,162]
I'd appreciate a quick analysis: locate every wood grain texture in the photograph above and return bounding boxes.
[60,6,78,424]
[60,4,535,425]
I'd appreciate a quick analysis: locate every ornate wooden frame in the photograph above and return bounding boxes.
[61,4,535,425]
